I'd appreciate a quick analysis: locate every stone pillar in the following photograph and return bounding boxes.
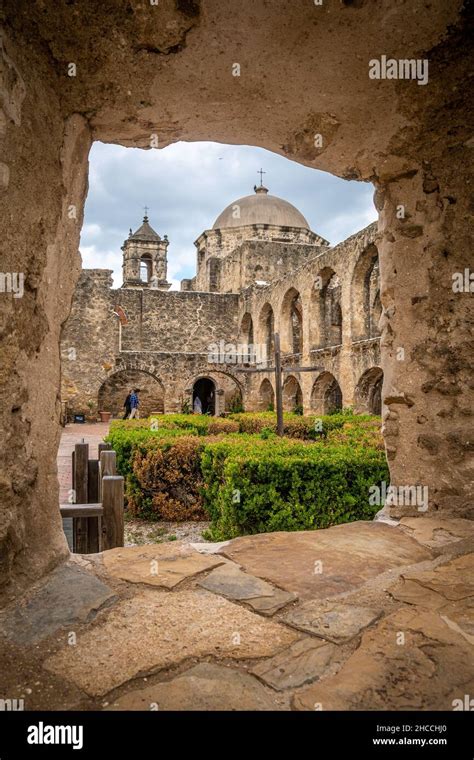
[376,161,473,518]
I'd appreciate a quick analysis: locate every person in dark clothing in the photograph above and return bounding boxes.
[123,389,133,419]
[128,388,140,419]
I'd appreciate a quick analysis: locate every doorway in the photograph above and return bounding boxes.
[193,378,216,415]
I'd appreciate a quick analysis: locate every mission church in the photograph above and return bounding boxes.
[61,180,383,420]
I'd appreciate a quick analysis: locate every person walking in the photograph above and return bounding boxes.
[128,388,140,419]
[123,389,132,419]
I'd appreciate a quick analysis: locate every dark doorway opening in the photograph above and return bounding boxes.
[193,378,216,415]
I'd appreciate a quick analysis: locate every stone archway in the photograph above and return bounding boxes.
[1,2,471,594]
[282,375,303,412]
[192,377,216,415]
[355,367,383,415]
[98,370,165,418]
[311,372,343,415]
[258,378,275,411]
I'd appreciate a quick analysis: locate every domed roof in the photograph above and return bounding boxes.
[212,186,310,230]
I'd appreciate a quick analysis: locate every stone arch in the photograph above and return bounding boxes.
[282,375,303,412]
[310,372,343,415]
[239,312,254,362]
[187,370,244,416]
[355,367,383,415]
[258,302,274,364]
[192,376,216,415]
[98,369,164,417]
[4,1,470,599]
[351,244,381,341]
[258,378,275,411]
[311,268,342,349]
[281,287,303,356]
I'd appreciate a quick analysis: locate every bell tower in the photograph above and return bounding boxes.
[121,212,171,289]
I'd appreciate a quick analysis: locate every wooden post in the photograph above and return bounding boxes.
[102,475,124,550]
[98,442,112,457]
[87,459,100,553]
[274,333,284,437]
[73,442,89,553]
[99,450,117,502]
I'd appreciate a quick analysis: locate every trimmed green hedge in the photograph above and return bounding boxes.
[201,440,389,540]
[105,413,388,538]
[227,411,371,439]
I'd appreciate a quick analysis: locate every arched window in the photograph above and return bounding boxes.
[281,288,303,355]
[351,244,381,340]
[140,256,152,283]
[258,303,275,364]
[239,313,254,363]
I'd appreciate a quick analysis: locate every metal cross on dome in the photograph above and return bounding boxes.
[143,205,149,218]
[257,168,266,187]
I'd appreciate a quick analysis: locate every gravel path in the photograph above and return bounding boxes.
[124,518,210,546]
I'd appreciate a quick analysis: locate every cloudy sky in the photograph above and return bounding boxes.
[81,141,377,289]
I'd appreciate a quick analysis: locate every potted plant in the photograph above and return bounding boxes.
[86,399,97,422]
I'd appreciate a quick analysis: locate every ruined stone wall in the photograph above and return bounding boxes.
[217,240,327,294]
[60,274,240,414]
[237,224,382,414]
[192,226,326,292]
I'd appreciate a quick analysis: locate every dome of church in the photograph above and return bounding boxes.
[212,186,310,230]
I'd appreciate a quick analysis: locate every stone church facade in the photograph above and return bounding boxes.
[61,185,383,420]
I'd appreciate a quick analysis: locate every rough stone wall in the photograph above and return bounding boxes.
[238,224,381,413]
[192,226,327,292]
[0,29,91,597]
[60,275,241,414]
[61,223,380,420]
[218,240,327,294]
[1,0,472,598]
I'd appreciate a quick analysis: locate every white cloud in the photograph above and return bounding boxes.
[81,141,377,286]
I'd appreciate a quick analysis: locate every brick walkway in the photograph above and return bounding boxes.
[57,422,110,502]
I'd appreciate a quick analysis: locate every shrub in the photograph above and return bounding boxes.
[105,424,196,477]
[105,413,386,531]
[228,393,245,414]
[227,411,350,439]
[129,435,208,521]
[201,441,389,540]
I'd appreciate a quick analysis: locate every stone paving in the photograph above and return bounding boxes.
[0,515,472,711]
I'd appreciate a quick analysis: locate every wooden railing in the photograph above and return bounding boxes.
[60,441,124,554]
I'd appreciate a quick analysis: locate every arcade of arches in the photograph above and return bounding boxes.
[1,1,472,600]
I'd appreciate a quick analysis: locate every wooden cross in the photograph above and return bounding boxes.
[237,333,323,435]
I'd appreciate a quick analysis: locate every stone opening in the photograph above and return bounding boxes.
[311,372,343,415]
[258,378,275,411]
[1,1,471,597]
[282,375,303,412]
[98,370,165,418]
[355,367,383,415]
[192,377,216,415]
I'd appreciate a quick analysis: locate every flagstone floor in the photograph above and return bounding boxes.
[0,515,472,711]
